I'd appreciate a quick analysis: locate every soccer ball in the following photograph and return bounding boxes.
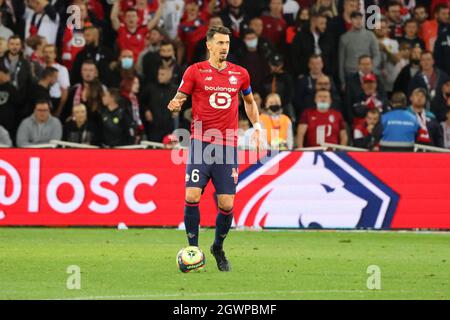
[177,246,206,273]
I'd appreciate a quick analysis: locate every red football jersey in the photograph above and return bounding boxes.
[300,109,346,147]
[178,61,252,146]
[117,25,148,61]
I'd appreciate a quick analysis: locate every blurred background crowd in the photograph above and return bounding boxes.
[0,0,449,151]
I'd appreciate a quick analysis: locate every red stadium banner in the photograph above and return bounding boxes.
[0,149,449,229]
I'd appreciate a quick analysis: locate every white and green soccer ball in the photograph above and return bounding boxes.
[176,246,206,273]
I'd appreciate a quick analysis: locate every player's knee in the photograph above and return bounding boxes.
[218,199,234,213]
[185,189,202,203]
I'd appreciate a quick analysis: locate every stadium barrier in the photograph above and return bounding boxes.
[0,148,449,229]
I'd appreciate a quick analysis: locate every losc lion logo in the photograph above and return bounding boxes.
[235,152,399,229]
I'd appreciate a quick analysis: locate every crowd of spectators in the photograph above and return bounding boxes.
[0,0,449,151]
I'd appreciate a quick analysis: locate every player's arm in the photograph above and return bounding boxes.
[167,92,188,112]
[242,92,265,150]
[242,92,260,129]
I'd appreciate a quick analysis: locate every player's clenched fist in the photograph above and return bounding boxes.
[167,98,186,112]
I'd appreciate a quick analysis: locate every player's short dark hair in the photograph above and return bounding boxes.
[206,26,231,41]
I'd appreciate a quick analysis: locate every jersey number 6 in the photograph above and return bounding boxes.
[209,92,232,109]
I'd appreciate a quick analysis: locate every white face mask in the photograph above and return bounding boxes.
[317,101,330,111]
[245,38,258,49]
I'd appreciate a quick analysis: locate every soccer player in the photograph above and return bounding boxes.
[167,26,262,272]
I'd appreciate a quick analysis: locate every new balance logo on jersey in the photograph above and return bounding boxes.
[204,86,238,93]
[204,76,213,81]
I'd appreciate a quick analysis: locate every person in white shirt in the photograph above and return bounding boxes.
[161,0,185,40]
[43,44,70,118]
[24,0,59,45]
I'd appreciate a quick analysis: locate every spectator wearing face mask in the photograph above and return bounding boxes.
[353,108,381,150]
[142,40,183,85]
[108,49,137,88]
[294,55,341,118]
[248,16,275,60]
[237,28,270,95]
[393,46,422,95]
[260,93,293,150]
[407,88,444,147]
[431,79,450,122]
[71,26,115,85]
[296,89,348,148]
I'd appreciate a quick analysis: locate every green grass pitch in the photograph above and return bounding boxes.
[0,228,449,300]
